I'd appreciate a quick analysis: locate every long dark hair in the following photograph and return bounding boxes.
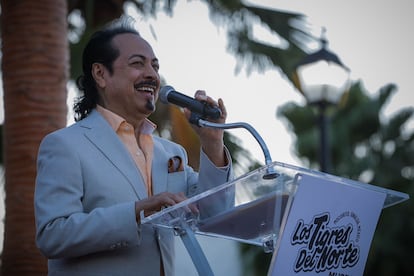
[73,19,140,121]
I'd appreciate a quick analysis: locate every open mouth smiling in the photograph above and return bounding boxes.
[134,80,158,96]
[134,85,156,94]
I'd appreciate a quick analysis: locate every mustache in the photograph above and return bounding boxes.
[135,80,158,88]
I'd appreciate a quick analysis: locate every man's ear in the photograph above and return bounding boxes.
[92,63,106,88]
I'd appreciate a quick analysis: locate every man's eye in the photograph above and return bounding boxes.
[132,60,144,66]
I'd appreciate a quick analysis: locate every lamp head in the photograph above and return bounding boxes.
[293,36,350,105]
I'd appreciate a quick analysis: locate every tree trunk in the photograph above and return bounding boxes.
[0,0,68,275]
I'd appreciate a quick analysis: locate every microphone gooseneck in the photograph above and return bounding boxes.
[160,85,277,179]
[197,119,278,179]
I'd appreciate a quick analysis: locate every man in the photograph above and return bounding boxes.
[34,19,233,276]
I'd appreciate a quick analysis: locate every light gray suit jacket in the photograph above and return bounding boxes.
[34,110,233,276]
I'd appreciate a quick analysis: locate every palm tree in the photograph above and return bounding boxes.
[0,1,69,274]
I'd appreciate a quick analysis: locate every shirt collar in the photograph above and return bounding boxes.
[96,105,156,135]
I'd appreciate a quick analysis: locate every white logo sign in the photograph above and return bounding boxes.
[269,174,386,276]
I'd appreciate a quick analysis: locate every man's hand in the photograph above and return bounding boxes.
[135,192,187,224]
[184,90,227,167]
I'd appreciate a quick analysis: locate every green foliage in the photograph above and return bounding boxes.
[219,4,310,79]
[239,243,272,276]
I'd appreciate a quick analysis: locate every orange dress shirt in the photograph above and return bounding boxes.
[97,105,155,196]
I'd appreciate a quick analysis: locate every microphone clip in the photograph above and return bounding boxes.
[189,112,204,126]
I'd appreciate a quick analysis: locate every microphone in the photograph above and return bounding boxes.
[159,85,222,119]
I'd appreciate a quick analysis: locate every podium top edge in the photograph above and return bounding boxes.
[268,161,409,208]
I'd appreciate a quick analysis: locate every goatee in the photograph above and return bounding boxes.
[145,99,155,112]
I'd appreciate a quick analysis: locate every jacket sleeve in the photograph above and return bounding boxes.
[196,147,235,217]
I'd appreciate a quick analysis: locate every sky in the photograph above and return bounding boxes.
[1,0,413,269]
[123,0,414,171]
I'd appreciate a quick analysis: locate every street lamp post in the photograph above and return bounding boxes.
[293,34,350,173]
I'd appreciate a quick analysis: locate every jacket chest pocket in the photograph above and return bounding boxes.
[166,171,188,194]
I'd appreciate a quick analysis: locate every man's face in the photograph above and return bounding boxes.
[96,33,160,122]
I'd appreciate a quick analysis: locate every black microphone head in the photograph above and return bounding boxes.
[159,85,175,104]
[158,85,221,120]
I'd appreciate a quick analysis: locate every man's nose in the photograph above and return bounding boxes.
[144,64,158,79]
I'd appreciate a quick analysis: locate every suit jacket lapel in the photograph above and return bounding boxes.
[80,110,148,200]
[151,138,168,195]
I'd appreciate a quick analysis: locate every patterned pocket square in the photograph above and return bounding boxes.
[168,156,183,173]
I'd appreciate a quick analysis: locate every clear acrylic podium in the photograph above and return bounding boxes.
[142,161,409,276]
